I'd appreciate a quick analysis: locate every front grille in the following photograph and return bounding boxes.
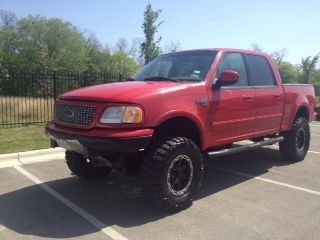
[55,104,96,127]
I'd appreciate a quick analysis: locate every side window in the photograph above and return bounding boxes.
[246,55,276,86]
[216,53,248,87]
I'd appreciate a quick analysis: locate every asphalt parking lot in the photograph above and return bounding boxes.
[1,122,320,240]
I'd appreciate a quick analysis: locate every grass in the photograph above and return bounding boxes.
[0,96,54,125]
[0,125,50,154]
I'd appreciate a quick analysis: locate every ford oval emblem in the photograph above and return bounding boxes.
[64,110,75,118]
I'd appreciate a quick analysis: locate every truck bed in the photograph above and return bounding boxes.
[281,84,316,131]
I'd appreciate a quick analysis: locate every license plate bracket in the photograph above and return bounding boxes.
[51,136,84,154]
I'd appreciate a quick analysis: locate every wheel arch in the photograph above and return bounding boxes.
[294,105,310,122]
[284,104,310,131]
[153,112,206,150]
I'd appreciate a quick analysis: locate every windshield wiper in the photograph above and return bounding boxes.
[143,76,180,82]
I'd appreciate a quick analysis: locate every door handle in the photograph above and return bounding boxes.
[273,94,281,100]
[243,95,253,103]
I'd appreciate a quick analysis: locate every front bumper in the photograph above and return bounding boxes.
[45,121,153,154]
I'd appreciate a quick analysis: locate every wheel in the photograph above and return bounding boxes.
[66,151,112,179]
[141,137,204,211]
[279,117,310,162]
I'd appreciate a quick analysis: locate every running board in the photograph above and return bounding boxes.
[206,136,284,157]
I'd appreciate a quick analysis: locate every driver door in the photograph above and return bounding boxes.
[208,52,256,147]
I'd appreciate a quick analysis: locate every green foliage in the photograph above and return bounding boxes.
[271,50,320,95]
[108,51,139,74]
[299,54,320,84]
[0,26,19,69]
[85,34,111,73]
[0,12,139,75]
[277,62,301,83]
[140,3,163,64]
[310,69,320,96]
[14,16,88,72]
[84,37,139,74]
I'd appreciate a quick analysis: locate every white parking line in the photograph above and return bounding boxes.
[309,150,320,154]
[0,224,6,232]
[312,134,320,137]
[14,166,128,240]
[236,141,320,155]
[205,164,320,196]
[267,145,320,155]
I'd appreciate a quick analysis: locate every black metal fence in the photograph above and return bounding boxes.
[0,70,129,127]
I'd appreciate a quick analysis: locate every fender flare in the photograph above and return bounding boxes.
[154,110,207,149]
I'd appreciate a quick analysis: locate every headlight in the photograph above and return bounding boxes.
[100,106,143,124]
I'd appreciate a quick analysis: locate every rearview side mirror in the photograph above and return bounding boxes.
[215,70,240,87]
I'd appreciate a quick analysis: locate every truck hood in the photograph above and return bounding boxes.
[59,81,199,102]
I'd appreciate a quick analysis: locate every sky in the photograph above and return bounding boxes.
[1,0,319,64]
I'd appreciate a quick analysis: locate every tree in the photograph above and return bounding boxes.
[0,23,18,70]
[0,10,17,29]
[0,10,18,70]
[85,33,110,72]
[163,40,181,54]
[128,37,144,65]
[270,48,287,65]
[300,54,319,83]
[310,68,320,96]
[87,33,103,52]
[108,51,139,75]
[115,38,129,53]
[249,43,264,52]
[12,16,88,72]
[115,37,142,59]
[278,62,300,83]
[140,3,163,64]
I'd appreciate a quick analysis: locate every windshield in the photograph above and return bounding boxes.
[133,50,217,82]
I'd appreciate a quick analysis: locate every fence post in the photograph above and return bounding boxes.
[53,71,57,99]
[119,73,123,82]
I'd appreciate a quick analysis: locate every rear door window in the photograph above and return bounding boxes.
[246,55,276,86]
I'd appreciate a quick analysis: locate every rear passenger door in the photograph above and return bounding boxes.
[246,54,284,136]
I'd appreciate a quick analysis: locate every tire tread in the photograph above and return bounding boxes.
[279,117,310,162]
[141,137,203,212]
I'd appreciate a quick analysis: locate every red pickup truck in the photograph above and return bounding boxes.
[46,48,316,211]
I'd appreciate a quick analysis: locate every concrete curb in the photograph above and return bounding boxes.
[0,148,65,169]
[0,153,19,169]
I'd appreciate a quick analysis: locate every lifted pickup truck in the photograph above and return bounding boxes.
[46,48,316,211]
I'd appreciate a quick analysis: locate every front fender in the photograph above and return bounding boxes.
[153,110,208,150]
